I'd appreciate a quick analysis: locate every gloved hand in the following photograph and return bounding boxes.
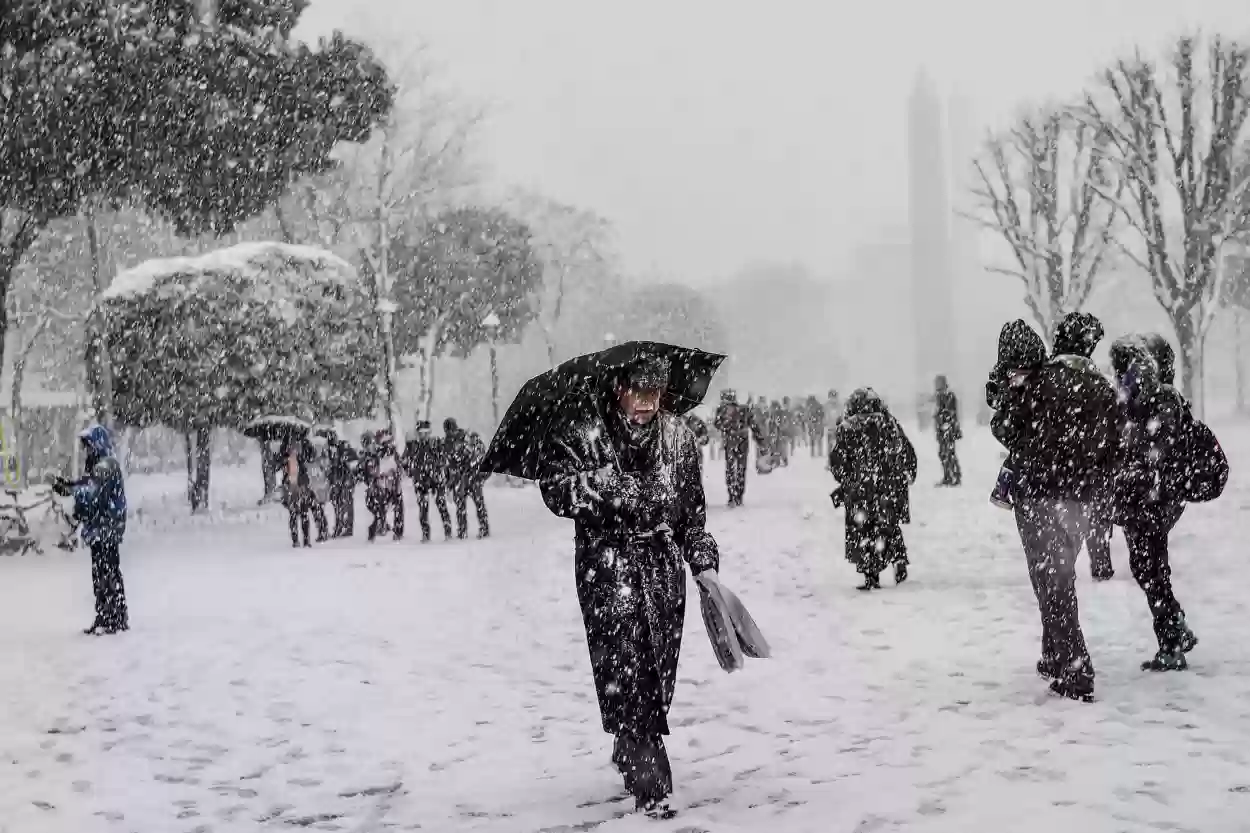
[50,476,73,497]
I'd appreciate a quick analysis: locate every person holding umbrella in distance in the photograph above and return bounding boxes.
[480,341,769,818]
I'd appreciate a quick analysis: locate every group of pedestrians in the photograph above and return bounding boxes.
[277,418,491,548]
[987,313,1227,701]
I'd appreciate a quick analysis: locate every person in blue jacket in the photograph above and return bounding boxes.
[54,424,129,634]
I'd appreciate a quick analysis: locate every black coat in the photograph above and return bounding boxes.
[714,401,753,452]
[933,390,961,442]
[328,441,358,492]
[1112,352,1189,523]
[443,428,485,491]
[992,354,1118,505]
[829,407,917,527]
[404,436,446,491]
[539,396,718,739]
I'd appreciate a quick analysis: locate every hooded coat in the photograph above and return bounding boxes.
[74,425,127,546]
[1109,337,1190,519]
[539,391,718,739]
[992,343,1119,505]
[829,390,918,527]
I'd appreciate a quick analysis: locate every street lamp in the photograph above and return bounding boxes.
[482,312,501,427]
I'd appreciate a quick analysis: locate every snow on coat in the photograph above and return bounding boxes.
[73,424,127,546]
[539,393,718,739]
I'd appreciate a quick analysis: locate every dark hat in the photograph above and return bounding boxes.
[997,319,1047,370]
[1143,333,1176,385]
[415,420,431,433]
[443,417,458,433]
[624,353,670,389]
[1053,312,1105,358]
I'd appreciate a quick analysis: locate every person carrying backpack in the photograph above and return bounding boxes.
[1110,334,1228,672]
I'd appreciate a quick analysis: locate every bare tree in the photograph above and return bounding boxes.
[277,37,482,437]
[968,106,1122,346]
[1084,35,1250,413]
[505,190,616,365]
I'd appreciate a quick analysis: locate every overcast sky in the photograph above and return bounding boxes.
[298,0,1245,283]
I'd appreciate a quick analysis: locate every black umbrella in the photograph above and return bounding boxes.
[242,415,313,443]
[480,341,726,481]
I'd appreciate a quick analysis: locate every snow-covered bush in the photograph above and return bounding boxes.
[102,241,379,431]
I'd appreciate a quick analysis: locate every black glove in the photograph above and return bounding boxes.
[829,486,844,508]
[50,476,73,497]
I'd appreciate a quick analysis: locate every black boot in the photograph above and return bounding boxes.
[856,572,881,591]
[1141,649,1188,672]
[1036,657,1062,679]
[893,562,908,584]
[1048,676,1094,702]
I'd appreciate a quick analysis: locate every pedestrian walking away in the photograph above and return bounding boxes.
[991,318,1118,702]
[933,374,961,486]
[1110,335,1204,672]
[828,388,917,590]
[1053,311,1114,579]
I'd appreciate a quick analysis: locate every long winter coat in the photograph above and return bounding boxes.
[539,394,719,739]
[828,399,917,528]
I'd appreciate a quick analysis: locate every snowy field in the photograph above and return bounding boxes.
[1,425,1248,833]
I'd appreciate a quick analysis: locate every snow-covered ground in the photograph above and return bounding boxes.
[1,425,1248,832]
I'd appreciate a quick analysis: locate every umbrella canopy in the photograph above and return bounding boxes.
[480,341,725,481]
[243,415,313,443]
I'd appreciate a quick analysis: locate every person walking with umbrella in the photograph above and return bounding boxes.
[539,352,719,814]
[480,342,729,816]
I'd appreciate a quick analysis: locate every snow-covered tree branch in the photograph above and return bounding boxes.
[967,105,1122,346]
[1083,34,1250,411]
[504,191,617,366]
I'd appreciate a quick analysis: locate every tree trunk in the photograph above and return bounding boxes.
[185,433,195,506]
[259,439,277,503]
[84,207,114,428]
[11,352,25,487]
[190,426,211,512]
[489,344,500,427]
[1235,308,1247,415]
[1174,314,1205,417]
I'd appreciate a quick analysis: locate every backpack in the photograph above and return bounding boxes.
[1167,407,1229,503]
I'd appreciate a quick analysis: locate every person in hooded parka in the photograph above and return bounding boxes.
[1110,334,1200,672]
[992,318,1118,702]
[537,353,720,814]
[828,388,918,590]
[1052,312,1115,581]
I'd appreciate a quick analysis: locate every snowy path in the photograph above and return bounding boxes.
[1,429,1249,832]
